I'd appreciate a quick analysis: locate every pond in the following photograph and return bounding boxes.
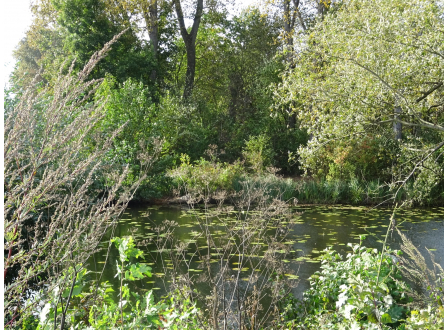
[86,205,444,303]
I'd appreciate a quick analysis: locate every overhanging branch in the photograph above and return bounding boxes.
[378,118,444,132]
[345,58,443,132]
[393,141,444,201]
[415,82,443,103]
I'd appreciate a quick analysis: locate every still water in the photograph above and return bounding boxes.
[86,205,444,301]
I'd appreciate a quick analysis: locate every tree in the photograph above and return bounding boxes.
[12,0,161,91]
[274,0,443,202]
[173,0,204,100]
[262,0,335,128]
[104,0,180,83]
[54,0,157,85]
[11,0,64,88]
[142,0,159,81]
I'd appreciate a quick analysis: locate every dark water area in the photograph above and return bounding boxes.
[86,205,444,302]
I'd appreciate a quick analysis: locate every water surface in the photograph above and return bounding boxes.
[87,205,444,300]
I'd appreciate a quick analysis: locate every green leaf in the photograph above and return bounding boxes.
[388,305,405,322]
[379,282,388,292]
[112,236,144,262]
[381,313,392,324]
[367,312,378,323]
[62,284,83,298]
[147,315,162,325]
[125,263,152,281]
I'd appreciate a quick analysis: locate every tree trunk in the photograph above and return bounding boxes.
[173,0,204,101]
[283,0,294,63]
[149,0,158,55]
[288,109,297,128]
[184,38,196,100]
[394,106,402,140]
[228,71,243,121]
[283,0,299,128]
[317,0,330,21]
[143,0,158,82]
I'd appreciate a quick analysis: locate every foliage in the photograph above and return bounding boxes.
[152,94,220,162]
[4,32,150,328]
[391,146,444,207]
[96,76,155,149]
[190,8,308,173]
[396,228,444,329]
[169,151,442,205]
[242,134,275,173]
[88,237,199,330]
[283,239,410,329]
[298,135,399,182]
[168,148,245,200]
[13,0,158,90]
[11,14,65,88]
[275,0,444,196]
[54,0,157,86]
[93,75,169,200]
[277,232,445,329]
[6,0,446,328]
[33,237,200,329]
[232,173,298,202]
[402,306,444,330]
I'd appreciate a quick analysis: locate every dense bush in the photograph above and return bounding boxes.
[30,237,200,329]
[167,154,443,206]
[242,134,275,173]
[168,151,245,199]
[297,135,398,182]
[278,238,444,329]
[297,243,409,328]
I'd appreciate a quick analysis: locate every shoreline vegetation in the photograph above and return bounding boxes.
[134,176,444,208]
[160,156,443,208]
[4,0,443,328]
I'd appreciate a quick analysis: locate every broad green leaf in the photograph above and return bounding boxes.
[125,263,152,281]
[62,284,83,298]
[147,315,162,325]
[367,312,378,324]
[388,305,405,322]
[381,313,392,324]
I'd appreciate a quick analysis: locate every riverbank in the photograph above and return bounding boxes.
[132,174,444,207]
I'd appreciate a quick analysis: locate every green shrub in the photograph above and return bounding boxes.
[168,153,245,198]
[33,237,200,329]
[283,238,411,329]
[232,172,298,202]
[242,134,275,173]
[348,178,364,204]
[402,306,444,329]
[299,135,398,182]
